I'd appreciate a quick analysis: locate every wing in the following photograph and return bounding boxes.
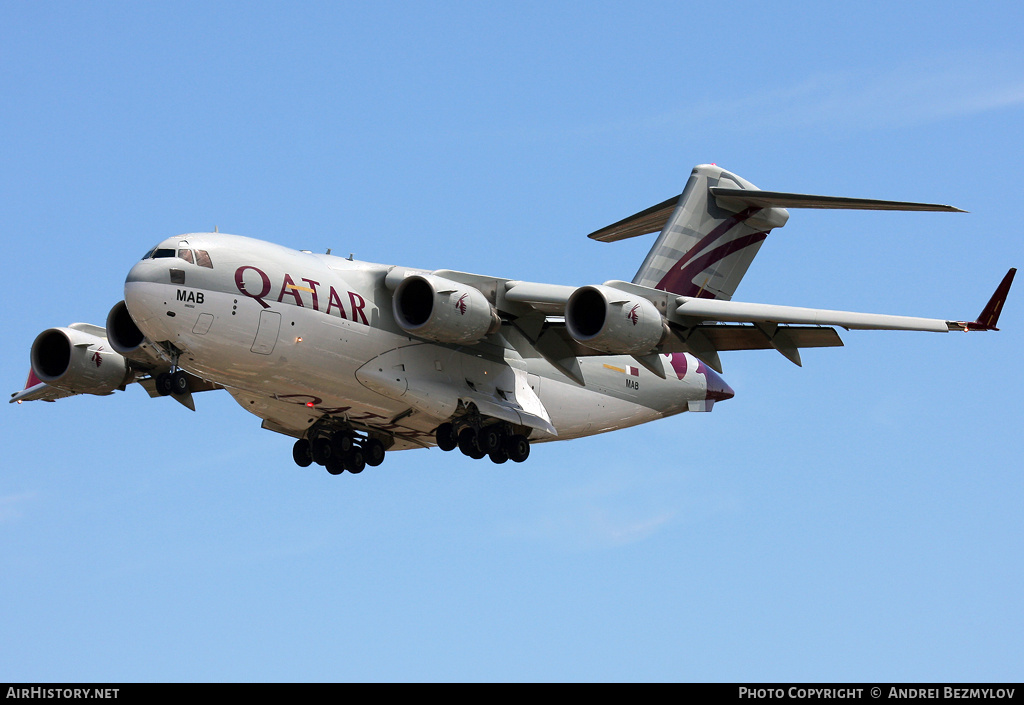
[422,268,1015,375]
[10,320,218,410]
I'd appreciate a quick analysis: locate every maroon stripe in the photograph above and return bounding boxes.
[656,231,767,297]
[654,206,760,293]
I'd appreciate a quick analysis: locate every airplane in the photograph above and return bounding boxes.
[11,164,1016,475]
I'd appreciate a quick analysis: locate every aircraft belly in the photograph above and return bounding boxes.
[535,373,660,440]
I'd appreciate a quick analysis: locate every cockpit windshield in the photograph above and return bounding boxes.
[142,245,213,268]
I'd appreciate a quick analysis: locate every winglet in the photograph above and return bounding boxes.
[949,268,1016,331]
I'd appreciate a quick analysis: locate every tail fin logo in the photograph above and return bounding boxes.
[626,304,640,326]
[455,293,468,315]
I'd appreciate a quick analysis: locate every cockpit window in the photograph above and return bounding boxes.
[142,244,212,267]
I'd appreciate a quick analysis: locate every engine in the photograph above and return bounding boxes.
[30,327,131,395]
[393,275,501,344]
[565,285,667,354]
[105,300,146,356]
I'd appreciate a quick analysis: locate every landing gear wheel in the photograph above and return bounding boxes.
[312,437,334,465]
[488,448,509,464]
[345,449,365,474]
[364,439,386,467]
[332,432,354,455]
[436,423,457,452]
[506,434,530,463]
[292,439,313,467]
[171,370,189,396]
[155,373,174,397]
[325,458,345,475]
[458,428,479,457]
[478,426,502,454]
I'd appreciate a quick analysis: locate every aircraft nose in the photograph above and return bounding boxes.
[126,258,167,285]
[703,366,735,402]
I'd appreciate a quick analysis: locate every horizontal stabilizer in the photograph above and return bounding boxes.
[587,196,679,242]
[709,188,965,213]
[586,184,964,244]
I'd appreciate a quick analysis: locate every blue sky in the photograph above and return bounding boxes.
[2,1,1021,682]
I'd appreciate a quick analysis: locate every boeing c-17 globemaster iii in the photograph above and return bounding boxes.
[12,165,1016,474]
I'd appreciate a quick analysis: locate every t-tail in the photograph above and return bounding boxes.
[588,164,964,300]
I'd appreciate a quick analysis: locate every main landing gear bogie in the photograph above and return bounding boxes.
[436,421,531,464]
[294,430,386,476]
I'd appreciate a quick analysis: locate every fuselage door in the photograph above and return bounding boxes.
[251,310,281,355]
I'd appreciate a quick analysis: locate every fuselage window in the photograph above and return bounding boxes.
[178,249,194,264]
[195,250,213,268]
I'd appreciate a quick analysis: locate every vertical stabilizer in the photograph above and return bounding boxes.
[632,165,789,300]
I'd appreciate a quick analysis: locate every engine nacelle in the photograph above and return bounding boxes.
[565,285,667,354]
[30,327,130,395]
[393,275,501,344]
[105,300,146,356]
[106,300,167,367]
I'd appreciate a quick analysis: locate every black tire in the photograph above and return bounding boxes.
[507,434,530,463]
[312,437,333,465]
[171,370,189,396]
[326,458,345,475]
[332,432,354,455]
[345,449,365,474]
[458,428,479,457]
[364,439,386,467]
[292,439,313,467]
[478,426,502,454]
[155,372,173,397]
[488,448,509,464]
[436,423,457,452]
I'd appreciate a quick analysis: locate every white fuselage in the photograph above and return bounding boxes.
[124,233,727,450]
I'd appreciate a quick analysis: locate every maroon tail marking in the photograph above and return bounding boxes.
[655,206,765,296]
[657,232,768,298]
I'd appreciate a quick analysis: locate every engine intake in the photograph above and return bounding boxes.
[31,327,131,395]
[393,275,500,344]
[105,300,145,355]
[565,285,667,354]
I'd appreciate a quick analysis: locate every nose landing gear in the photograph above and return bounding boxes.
[154,370,190,397]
